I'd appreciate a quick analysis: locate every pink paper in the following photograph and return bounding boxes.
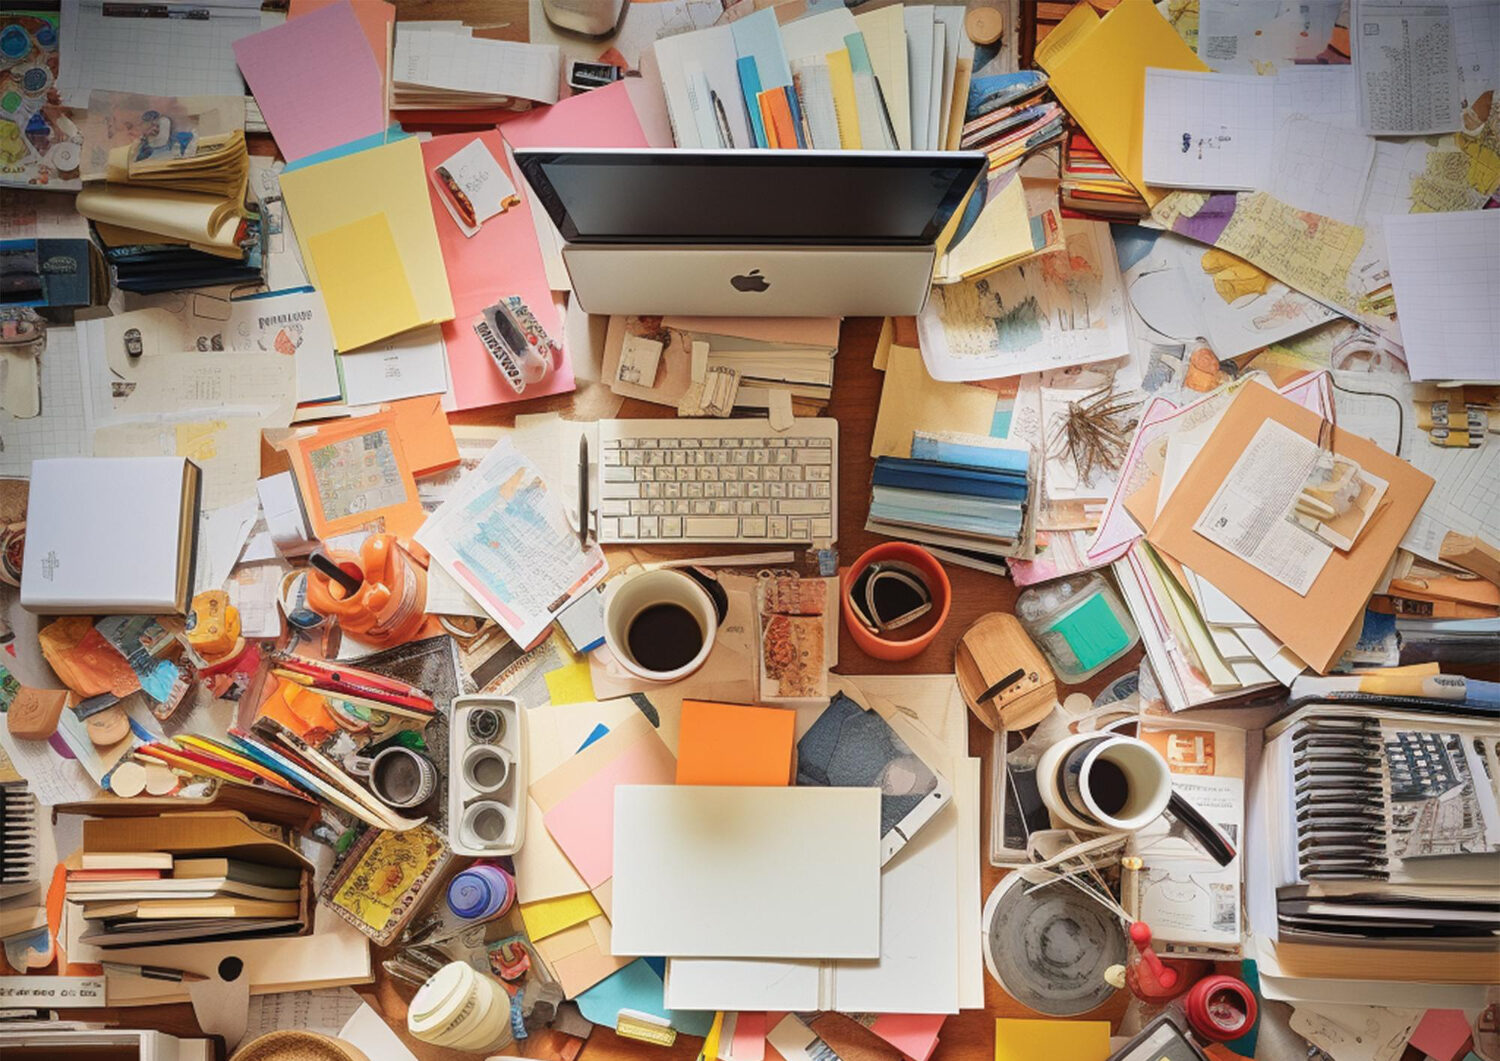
[543,740,675,889]
[289,0,393,108]
[870,1014,946,1061]
[728,1012,767,1061]
[1409,1010,1474,1061]
[422,130,576,411]
[233,2,386,163]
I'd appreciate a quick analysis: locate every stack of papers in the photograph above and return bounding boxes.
[391,24,561,110]
[651,4,974,154]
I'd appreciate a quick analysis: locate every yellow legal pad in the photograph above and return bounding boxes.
[994,1018,1110,1061]
[278,136,454,350]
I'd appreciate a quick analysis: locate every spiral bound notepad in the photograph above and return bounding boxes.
[1,782,39,894]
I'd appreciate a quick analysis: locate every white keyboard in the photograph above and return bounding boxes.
[597,418,838,545]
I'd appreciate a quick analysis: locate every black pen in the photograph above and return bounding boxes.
[578,434,590,550]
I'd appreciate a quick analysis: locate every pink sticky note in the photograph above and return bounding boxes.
[1410,1010,1474,1061]
[234,2,387,162]
[870,1014,947,1061]
[543,739,675,888]
[729,1012,767,1061]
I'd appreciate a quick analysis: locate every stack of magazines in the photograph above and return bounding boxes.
[866,431,1033,570]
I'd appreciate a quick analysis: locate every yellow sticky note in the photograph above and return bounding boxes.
[544,661,596,706]
[306,213,421,352]
[994,1019,1109,1061]
[942,176,1035,281]
[827,49,862,150]
[520,892,604,941]
[1034,0,1208,204]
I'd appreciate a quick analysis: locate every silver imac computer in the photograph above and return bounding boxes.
[512,148,986,317]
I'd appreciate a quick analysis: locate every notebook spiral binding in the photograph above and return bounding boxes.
[1290,714,1390,881]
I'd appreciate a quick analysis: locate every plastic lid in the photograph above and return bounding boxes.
[446,866,509,921]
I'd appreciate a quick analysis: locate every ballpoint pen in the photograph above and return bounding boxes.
[101,961,208,983]
[578,434,590,550]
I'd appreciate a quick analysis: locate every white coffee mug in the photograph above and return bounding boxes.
[462,743,513,795]
[1036,733,1172,832]
[601,568,718,683]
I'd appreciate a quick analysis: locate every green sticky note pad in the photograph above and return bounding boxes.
[1052,593,1129,672]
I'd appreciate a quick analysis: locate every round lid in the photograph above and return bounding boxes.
[446,867,502,920]
[407,961,472,1031]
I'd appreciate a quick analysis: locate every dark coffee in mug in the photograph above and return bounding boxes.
[626,603,704,673]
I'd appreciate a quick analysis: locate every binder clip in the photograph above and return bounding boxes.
[305,533,428,648]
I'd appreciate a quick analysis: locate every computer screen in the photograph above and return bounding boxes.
[515,149,985,246]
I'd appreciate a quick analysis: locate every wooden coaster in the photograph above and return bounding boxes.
[965,6,1005,45]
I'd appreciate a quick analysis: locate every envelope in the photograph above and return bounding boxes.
[1147,383,1434,673]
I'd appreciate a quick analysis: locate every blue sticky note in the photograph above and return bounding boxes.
[282,125,410,173]
[1052,592,1130,672]
[574,958,714,1036]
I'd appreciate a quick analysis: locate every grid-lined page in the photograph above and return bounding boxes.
[1383,209,1500,381]
[0,325,91,475]
[59,0,258,99]
[1141,68,1275,190]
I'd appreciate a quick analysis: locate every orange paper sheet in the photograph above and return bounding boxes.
[288,410,424,538]
[381,395,458,477]
[1147,384,1434,673]
[676,700,795,786]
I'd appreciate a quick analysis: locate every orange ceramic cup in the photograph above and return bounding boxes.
[841,542,952,661]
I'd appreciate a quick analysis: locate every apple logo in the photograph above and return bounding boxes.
[730,269,770,293]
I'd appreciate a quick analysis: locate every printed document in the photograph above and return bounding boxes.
[416,438,607,646]
[1192,419,1333,596]
[1354,1,1462,134]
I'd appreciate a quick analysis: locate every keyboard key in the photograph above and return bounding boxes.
[812,518,833,539]
[778,499,826,515]
[684,516,741,538]
[796,449,832,464]
[742,516,767,537]
[770,516,788,538]
[661,516,683,538]
[639,516,659,538]
[604,465,636,482]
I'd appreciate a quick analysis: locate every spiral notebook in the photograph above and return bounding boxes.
[1259,702,1500,951]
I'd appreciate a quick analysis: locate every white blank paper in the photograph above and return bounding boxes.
[610,786,881,960]
[1383,210,1500,382]
[1142,68,1274,190]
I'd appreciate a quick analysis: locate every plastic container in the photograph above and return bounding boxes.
[1015,572,1138,683]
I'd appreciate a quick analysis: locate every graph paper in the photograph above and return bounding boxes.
[1269,117,1377,224]
[0,325,92,475]
[1383,209,1500,382]
[1141,68,1275,190]
[58,0,260,101]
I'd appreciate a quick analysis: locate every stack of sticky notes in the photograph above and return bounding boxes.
[675,700,796,786]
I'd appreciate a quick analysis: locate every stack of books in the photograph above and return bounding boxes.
[866,431,1033,571]
[959,71,1065,174]
[68,853,306,949]
[74,130,261,292]
[1060,129,1149,220]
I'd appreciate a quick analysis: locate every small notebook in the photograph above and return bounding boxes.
[20,457,201,616]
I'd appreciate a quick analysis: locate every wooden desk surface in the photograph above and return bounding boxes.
[62,4,1134,1057]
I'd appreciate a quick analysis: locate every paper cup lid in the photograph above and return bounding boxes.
[407,961,472,1030]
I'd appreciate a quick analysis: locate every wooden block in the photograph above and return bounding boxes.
[954,612,1057,731]
[966,6,1004,45]
[1440,531,1500,587]
[6,687,69,740]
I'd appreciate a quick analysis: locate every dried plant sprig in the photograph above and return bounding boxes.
[1047,383,1142,484]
